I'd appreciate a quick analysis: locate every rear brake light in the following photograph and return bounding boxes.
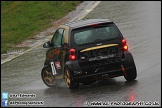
[123,44,128,50]
[69,55,76,60]
[69,48,76,54]
[122,38,126,44]
[122,38,128,50]
[69,48,76,60]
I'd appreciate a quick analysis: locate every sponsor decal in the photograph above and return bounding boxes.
[80,45,122,62]
[55,61,61,69]
[81,56,85,59]
[89,54,115,61]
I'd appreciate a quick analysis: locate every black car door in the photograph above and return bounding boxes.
[47,28,65,77]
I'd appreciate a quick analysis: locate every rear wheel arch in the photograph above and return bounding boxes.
[123,51,136,67]
[41,65,57,87]
[64,66,79,90]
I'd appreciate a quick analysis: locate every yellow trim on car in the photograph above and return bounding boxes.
[80,44,118,52]
[58,25,69,44]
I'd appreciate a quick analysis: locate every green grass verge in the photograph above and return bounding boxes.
[1,1,81,54]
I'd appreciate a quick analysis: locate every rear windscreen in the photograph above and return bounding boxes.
[72,23,121,45]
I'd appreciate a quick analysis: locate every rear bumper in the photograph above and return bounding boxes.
[65,51,136,83]
[74,66,136,83]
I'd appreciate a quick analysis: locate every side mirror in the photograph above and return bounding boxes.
[43,41,51,48]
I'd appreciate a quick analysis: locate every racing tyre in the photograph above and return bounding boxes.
[124,67,137,81]
[64,67,79,90]
[41,65,57,87]
[124,52,137,81]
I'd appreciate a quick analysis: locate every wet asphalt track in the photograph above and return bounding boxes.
[1,1,161,107]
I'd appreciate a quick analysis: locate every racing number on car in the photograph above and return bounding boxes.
[50,61,61,75]
[50,62,57,75]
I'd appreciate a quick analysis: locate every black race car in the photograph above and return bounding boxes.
[41,19,137,90]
